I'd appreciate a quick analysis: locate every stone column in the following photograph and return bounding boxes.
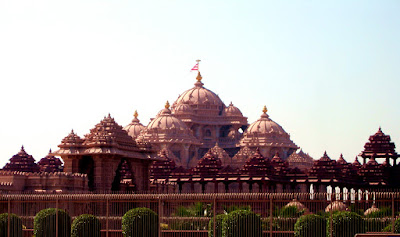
[182,144,190,168]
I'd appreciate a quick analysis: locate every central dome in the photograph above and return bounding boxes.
[172,72,225,115]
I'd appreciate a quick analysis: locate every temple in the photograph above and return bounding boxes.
[0,67,398,193]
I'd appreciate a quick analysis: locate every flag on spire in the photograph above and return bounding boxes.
[191,63,199,71]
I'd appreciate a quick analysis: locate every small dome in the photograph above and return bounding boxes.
[138,102,201,145]
[325,201,349,212]
[123,110,145,138]
[224,102,243,117]
[286,199,309,213]
[147,102,190,131]
[364,204,380,216]
[239,106,298,149]
[173,103,194,115]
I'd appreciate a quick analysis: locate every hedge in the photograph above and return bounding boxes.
[383,218,400,233]
[279,206,304,218]
[0,213,23,237]
[221,209,262,237]
[208,214,225,237]
[122,207,158,237]
[71,214,101,237]
[33,208,71,237]
[294,214,325,237]
[327,211,364,237]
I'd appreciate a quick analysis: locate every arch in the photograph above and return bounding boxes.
[111,159,136,192]
[79,156,95,191]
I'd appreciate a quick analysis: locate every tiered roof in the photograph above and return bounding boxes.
[55,114,153,159]
[84,114,138,148]
[38,149,63,172]
[209,142,231,166]
[287,149,314,171]
[241,148,273,176]
[358,157,385,185]
[360,127,399,160]
[231,146,253,168]
[150,149,177,179]
[307,152,339,179]
[192,151,222,177]
[3,146,40,172]
[270,152,289,175]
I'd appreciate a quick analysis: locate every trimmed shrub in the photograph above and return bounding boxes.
[221,209,262,237]
[294,214,325,237]
[0,213,23,237]
[71,214,101,237]
[327,211,365,237]
[33,208,71,237]
[122,207,158,237]
[223,205,251,214]
[279,206,304,218]
[208,214,225,237]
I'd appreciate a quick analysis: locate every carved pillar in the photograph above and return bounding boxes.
[319,184,327,193]
[276,183,283,193]
[182,144,190,168]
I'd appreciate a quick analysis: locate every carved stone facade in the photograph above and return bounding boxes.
[150,128,400,193]
[126,72,307,170]
[55,115,157,192]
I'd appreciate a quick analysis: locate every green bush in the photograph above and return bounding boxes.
[208,214,225,237]
[122,207,158,237]
[33,208,71,237]
[279,206,304,218]
[261,217,280,231]
[223,205,251,214]
[71,214,101,237]
[221,209,262,237]
[327,211,365,237]
[383,218,400,233]
[348,204,364,216]
[294,214,326,237]
[364,218,390,232]
[274,217,298,231]
[174,202,212,217]
[168,218,208,230]
[365,207,391,218]
[0,213,23,237]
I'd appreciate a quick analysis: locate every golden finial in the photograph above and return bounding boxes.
[262,105,268,114]
[165,101,170,109]
[196,71,202,82]
[134,110,138,119]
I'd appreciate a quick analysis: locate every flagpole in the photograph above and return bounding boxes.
[196,59,201,72]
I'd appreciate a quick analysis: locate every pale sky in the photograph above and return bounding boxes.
[0,1,399,167]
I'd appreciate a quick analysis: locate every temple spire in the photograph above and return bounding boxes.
[196,71,202,82]
[134,110,138,119]
[165,101,170,109]
[262,105,268,114]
